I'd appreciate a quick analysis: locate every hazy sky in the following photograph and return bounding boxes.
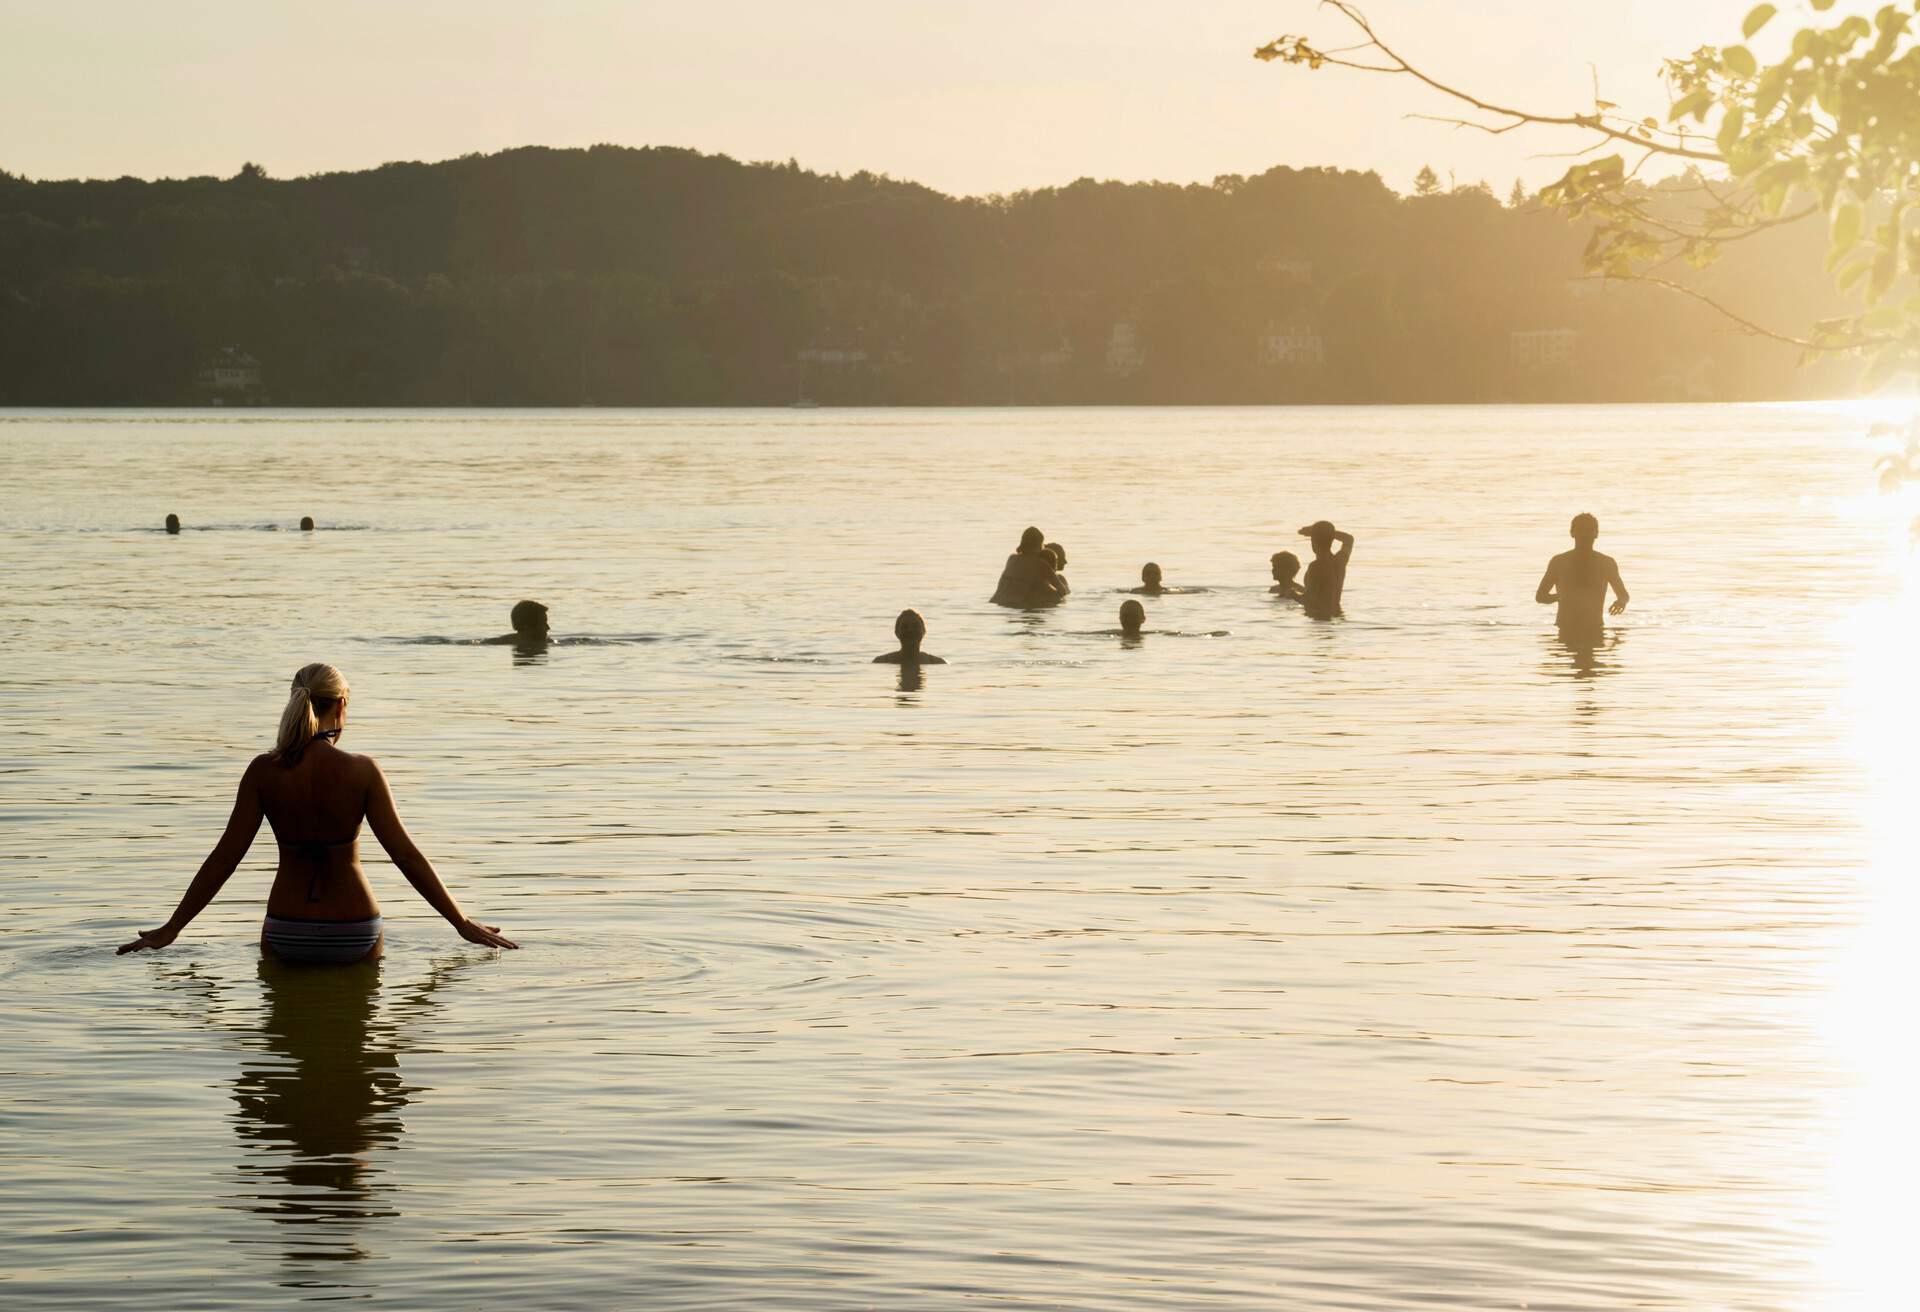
[1,1,1755,196]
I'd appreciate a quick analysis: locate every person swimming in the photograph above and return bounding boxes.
[873,608,947,665]
[1270,550,1304,601]
[1536,512,1628,646]
[164,513,180,535]
[300,516,315,532]
[1044,543,1071,597]
[1131,562,1167,596]
[1298,521,1354,620]
[991,527,1067,608]
[116,662,517,962]
[1119,599,1146,637]
[485,599,550,647]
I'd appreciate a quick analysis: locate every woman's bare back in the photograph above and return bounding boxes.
[254,742,382,920]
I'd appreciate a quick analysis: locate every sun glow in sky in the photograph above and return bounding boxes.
[2,1,1748,195]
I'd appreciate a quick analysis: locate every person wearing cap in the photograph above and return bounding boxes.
[1298,521,1354,620]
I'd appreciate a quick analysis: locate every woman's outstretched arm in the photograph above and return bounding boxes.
[364,761,518,949]
[118,760,266,953]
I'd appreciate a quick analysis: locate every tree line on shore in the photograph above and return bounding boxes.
[0,144,1855,406]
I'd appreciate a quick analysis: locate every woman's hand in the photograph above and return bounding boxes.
[117,924,180,954]
[456,918,519,950]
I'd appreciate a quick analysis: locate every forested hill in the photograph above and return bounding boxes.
[0,145,1853,405]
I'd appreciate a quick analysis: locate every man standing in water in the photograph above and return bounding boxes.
[1298,521,1354,620]
[1535,513,1628,645]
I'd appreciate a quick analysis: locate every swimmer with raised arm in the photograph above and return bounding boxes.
[873,608,947,665]
[991,526,1067,608]
[1536,512,1628,646]
[117,663,517,961]
[1270,551,1304,601]
[1299,521,1354,620]
[485,599,550,646]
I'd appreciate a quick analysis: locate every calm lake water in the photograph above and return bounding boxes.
[3,405,1917,1310]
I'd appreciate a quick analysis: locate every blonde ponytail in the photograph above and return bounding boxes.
[273,662,350,764]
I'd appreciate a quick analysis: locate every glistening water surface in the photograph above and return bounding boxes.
[3,405,1916,1309]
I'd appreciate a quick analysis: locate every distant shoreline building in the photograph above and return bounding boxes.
[194,346,268,405]
[1510,328,1578,372]
[1260,324,1325,367]
[1104,321,1146,376]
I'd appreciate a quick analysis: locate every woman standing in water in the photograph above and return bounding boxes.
[117,663,517,961]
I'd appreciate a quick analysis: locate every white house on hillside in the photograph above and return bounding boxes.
[1510,328,1579,371]
[1105,321,1146,376]
[1260,325,1325,367]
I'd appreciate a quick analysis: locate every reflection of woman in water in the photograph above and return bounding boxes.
[228,954,474,1267]
[118,663,517,961]
[233,959,408,1246]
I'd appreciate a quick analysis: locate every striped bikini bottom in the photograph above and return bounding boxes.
[261,915,384,964]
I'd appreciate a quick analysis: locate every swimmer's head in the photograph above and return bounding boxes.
[510,599,550,638]
[1119,599,1146,634]
[164,513,180,535]
[1307,521,1336,555]
[1045,542,1068,569]
[300,516,314,532]
[1141,562,1162,588]
[1570,512,1599,546]
[275,662,350,764]
[1270,550,1299,581]
[1019,525,1045,554]
[894,608,927,647]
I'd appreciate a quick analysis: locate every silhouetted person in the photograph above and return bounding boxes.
[1270,551,1304,601]
[1299,521,1354,620]
[874,608,946,665]
[991,526,1067,608]
[116,662,516,959]
[1132,562,1166,596]
[485,600,550,648]
[1044,542,1071,596]
[1119,599,1146,637]
[165,513,180,535]
[1536,513,1628,646]
[300,516,315,532]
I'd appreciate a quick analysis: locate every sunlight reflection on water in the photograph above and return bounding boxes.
[0,404,1911,1309]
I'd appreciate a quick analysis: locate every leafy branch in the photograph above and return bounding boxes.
[1257,1,1920,383]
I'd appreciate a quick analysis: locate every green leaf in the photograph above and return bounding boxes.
[1833,202,1862,253]
[1717,108,1747,153]
[1723,45,1758,78]
[1670,89,1713,122]
[1743,4,1776,38]
[1810,0,1836,10]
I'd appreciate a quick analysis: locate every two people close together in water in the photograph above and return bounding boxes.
[118,662,517,964]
